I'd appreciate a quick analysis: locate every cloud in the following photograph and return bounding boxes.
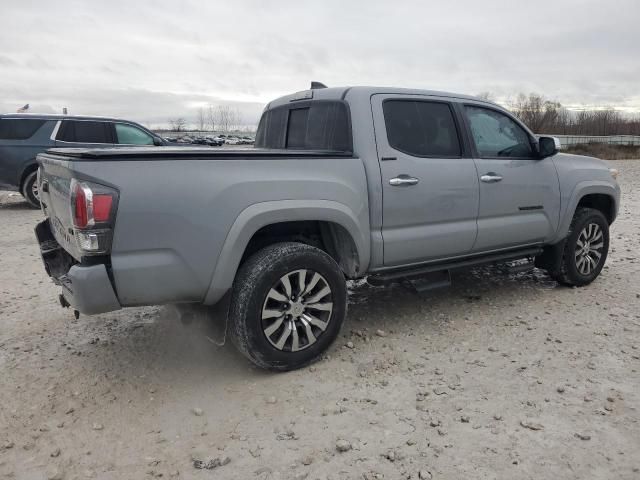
[1,0,639,126]
[0,87,265,128]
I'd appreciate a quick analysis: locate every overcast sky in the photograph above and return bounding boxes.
[1,0,639,127]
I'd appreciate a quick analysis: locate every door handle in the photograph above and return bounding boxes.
[389,175,419,186]
[480,173,503,183]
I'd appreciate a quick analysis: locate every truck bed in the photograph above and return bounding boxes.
[36,147,370,310]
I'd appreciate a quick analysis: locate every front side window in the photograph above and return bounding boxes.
[57,120,113,143]
[0,119,46,140]
[465,106,533,158]
[383,100,461,157]
[115,123,154,145]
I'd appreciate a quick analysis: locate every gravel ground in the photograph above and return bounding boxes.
[1,160,639,480]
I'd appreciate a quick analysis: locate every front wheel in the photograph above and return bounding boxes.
[552,207,610,286]
[21,170,40,208]
[229,242,347,371]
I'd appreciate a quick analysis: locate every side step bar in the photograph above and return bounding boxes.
[368,247,543,285]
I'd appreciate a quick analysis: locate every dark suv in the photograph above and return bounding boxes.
[0,114,165,207]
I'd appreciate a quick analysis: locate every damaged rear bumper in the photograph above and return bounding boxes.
[35,219,121,315]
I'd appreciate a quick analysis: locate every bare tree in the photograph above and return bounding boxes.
[510,93,561,133]
[233,107,242,131]
[506,93,640,136]
[168,117,186,132]
[196,108,206,132]
[476,91,495,102]
[207,104,216,132]
[216,105,232,133]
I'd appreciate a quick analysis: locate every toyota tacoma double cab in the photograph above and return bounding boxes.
[35,84,621,371]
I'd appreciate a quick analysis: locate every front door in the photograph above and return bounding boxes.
[372,95,479,267]
[462,104,561,252]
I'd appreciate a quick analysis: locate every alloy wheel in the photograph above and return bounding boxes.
[32,180,40,200]
[261,269,333,352]
[574,222,604,275]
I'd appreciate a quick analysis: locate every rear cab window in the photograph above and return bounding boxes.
[255,101,351,152]
[56,120,114,143]
[382,100,462,157]
[0,119,47,140]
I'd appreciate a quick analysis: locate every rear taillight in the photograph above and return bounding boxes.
[70,179,118,254]
[72,181,89,228]
[93,195,113,223]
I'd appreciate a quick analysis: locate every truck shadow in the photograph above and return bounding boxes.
[0,198,35,210]
[68,265,560,390]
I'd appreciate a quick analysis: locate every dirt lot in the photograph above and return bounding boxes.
[1,160,639,480]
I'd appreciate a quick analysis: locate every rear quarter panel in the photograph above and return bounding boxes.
[69,156,370,306]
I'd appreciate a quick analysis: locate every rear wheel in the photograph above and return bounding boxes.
[552,207,609,286]
[229,242,347,371]
[20,170,40,208]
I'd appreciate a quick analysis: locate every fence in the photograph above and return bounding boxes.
[546,135,640,149]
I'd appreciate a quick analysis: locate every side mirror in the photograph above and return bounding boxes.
[538,136,560,158]
[153,137,164,146]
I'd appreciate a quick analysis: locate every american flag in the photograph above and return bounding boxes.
[16,103,29,113]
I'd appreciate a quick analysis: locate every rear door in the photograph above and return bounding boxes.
[461,104,561,252]
[372,94,479,266]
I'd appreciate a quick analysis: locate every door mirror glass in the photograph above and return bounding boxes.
[538,136,560,158]
[153,136,164,146]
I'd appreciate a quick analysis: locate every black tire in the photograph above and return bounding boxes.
[20,170,40,208]
[552,207,609,286]
[229,242,347,371]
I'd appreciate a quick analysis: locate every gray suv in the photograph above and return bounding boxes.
[0,114,164,207]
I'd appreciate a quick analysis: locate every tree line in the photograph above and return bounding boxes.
[168,105,243,133]
[168,94,640,136]
[484,93,640,136]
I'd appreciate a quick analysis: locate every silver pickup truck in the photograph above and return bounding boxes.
[35,85,621,370]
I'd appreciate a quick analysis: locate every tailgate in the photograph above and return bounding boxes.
[37,153,83,260]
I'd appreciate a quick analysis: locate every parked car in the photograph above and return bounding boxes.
[35,85,620,371]
[205,136,224,146]
[0,114,165,207]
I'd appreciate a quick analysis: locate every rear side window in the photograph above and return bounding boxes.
[57,120,113,143]
[115,123,154,145]
[255,101,351,151]
[0,119,46,140]
[383,100,461,157]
